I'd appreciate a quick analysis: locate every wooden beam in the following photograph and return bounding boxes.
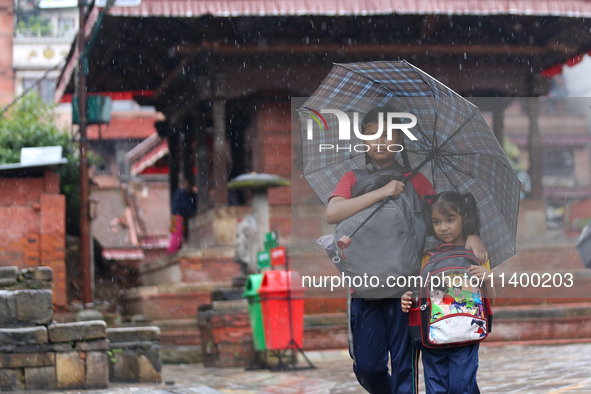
[183,121,196,189]
[212,97,228,206]
[175,41,568,57]
[193,110,211,212]
[492,106,504,146]
[528,99,543,199]
[164,78,210,125]
[168,125,181,200]
[153,58,193,100]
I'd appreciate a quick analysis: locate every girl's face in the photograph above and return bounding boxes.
[364,122,402,167]
[431,207,466,245]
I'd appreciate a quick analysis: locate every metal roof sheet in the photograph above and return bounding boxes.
[108,0,591,18]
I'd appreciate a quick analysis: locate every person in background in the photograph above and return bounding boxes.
[167,178,197,253]
[517,167,531,200]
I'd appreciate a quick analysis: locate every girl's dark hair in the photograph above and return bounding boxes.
[422,191,480,239]
[361,107,411,170]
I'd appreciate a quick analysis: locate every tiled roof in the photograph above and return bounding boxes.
[109,0,591,18]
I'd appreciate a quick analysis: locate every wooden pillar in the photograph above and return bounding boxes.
[193,109,211,212]
[182,122,196,188]
[528,99,543,199]
[168,124,181,199]
[212,98,228,205]
[492,106,504,146]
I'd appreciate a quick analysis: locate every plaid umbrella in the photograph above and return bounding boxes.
[298,60,520,268]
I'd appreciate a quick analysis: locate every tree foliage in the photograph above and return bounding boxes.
[0,92,81,234]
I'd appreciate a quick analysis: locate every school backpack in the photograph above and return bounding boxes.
[329,163,427,299]
[408,244,493,348]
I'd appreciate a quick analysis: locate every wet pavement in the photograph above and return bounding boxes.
[23,343,591,394]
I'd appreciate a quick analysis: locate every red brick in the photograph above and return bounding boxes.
[44,170,60,194]
[0,172,67,309]
[179,256,240,283]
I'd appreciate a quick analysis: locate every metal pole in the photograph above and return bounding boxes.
[78,0,93,307]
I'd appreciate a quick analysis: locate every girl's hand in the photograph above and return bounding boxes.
[465,234,488,264]
[401,291,413,313]
[469,265,491,283]
[380,180,405,200]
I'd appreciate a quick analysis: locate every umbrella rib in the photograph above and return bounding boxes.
[438,112,477,148]
[333,63,439,142]
[437,156,519,257]
[440,150,518,172]
[433,157,459,191]
[439,155,476,179]
[437,151,477,157]
[334,63,403,97]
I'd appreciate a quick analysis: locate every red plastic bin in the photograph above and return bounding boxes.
[258,270,305,350]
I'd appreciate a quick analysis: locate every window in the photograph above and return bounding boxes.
[23,78,55,104]
[58,17,75,36]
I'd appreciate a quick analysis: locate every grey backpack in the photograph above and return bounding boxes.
[330,164,427,298]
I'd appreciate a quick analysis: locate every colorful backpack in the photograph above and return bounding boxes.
[409,244,493,348]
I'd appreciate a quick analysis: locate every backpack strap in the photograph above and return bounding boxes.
[424,248,438,257]
[352,169,369,178]
[426,244,482,267]
[437,243,463,252]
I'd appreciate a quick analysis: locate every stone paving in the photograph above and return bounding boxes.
[18,343,591,394]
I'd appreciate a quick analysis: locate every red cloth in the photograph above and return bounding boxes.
[167,214,184,254]
[329,170,435,202]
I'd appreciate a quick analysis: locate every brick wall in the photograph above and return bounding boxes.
[0,0,13,105]
[0,170,67,309]
[257,101,292,205]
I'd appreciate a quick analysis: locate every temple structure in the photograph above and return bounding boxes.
[54,0,591,359]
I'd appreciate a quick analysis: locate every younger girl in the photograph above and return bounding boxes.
[401,191,496,394]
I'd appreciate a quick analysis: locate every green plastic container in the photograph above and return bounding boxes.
[72,95,112,125]
[242,274,266,351]
[257,251,271,269]
[264,231,278,251]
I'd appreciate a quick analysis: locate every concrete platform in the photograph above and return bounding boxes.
[17,343,591,393]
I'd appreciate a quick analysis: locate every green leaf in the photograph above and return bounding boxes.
[0,92,86,234]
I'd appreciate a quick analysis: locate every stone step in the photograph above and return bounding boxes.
[121,264,591,322]
[125,302,591,365]
[120,282,231,321]
[493,269,591,303]
[493,301,591,319]
[116,319,201,347]
[138,247,239,287]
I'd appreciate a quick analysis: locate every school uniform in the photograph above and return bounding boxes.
[331,167,434,394]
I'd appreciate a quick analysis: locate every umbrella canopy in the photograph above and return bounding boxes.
[297,60,520,268]
[576,224,591,269]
